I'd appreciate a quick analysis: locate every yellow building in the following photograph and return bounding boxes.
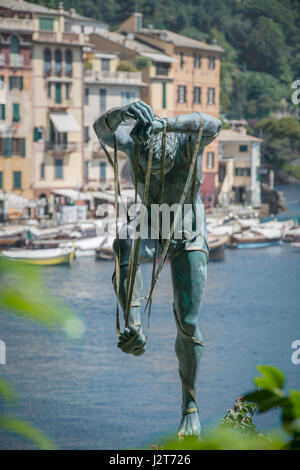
[0,0,89,199]
[0,6,34,198]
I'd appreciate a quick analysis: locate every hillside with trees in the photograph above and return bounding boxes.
[33,0,300,177]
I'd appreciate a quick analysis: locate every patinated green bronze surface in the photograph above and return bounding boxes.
[94,101,221,438]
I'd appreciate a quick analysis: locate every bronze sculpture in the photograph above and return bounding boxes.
[94,101,221,437]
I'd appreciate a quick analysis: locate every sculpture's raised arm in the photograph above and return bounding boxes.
[93,101,155,153]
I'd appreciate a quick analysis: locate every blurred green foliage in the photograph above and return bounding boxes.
[0,259,85,449]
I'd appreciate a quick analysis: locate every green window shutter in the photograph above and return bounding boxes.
[19,77,23,90]
[3,138,12,157]
[9,77,13,90]
[0,171,2,188]
[13,171,21,189]
[39,17,54,31]
[33,127,42,141]
[21,138,26,157]
[55,83,61,104]
[0,104,5,120]
[162,82,166,109]
[13,103,20,122]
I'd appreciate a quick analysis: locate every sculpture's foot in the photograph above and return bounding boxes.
[117,325,146,356]
[177,409,201,440]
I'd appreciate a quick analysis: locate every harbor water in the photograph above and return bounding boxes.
[0,185,300,449]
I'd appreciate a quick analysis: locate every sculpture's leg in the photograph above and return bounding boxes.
[112,237,150,356]
[170,249,208,438]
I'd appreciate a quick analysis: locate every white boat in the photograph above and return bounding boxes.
[1,246,75,265]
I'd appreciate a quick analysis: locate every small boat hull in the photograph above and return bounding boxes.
[229,237,282,249]
[1,247,75,266]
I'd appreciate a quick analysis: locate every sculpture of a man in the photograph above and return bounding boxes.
[94,101,221,438]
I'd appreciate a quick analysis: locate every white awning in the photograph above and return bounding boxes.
[95,52,117,59]
[140,52,177,64]
[51,189,91,201]
[49,112,80,133]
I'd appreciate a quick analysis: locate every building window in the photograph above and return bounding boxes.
[208,56,216,70]
[121,91,135,105]
[99,88,107,112]
[239,145,248,152]
[100,161,106,181]
[55,83,61,104]
[55,159,63,179]
[178,85,186,103]
[40,162,45,179]
[194,53,201,69]
[193,86,201,104]
[0,171,2,188]
[207,87,215,105]
[13,103,20,122]
[47,82,51,98]
[65,49,72,76]
[54,49,62,76]
[39,17,54,31]
[85,87,89,105]
[2,138,12,157]
[9,76,23,90]
[44,48,51,75]
[0,104,5,120]
[180,52,184,68]
[13,171,21,189]
[162,82,166,109]
[34,127,42,142]
[101,58,110,72]
[84,126,89,143]
[65,83,70,99]
[85,161,89,180]
[207,152,214,170]
[10,35,19,54]
[155,62,169,76]
[235,167,251,176]
[136,15,142,32]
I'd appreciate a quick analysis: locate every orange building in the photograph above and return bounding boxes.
[119,13,223,206]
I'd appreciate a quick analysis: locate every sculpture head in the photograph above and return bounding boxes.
[138,131,178,175]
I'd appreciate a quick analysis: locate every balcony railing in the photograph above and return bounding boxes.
[0,17,33,31]
[85,70,144,85]
[10,54,24,67]
[35,31,80,44]
[46,142,78,153]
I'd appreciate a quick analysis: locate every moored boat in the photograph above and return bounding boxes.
[0,246,75,266]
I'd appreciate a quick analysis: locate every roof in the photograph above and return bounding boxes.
[219,129,263,143]
[92,31,174,63]
[140,29,224,52]
[0,0,58,15]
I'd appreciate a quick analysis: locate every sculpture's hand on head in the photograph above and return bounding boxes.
[121,100,155,126]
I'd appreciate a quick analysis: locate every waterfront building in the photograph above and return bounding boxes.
[0,1,34,198]
[118,13,223,206]
[83,49,147,188]
[218,127,262,207]
[0,0,88,198]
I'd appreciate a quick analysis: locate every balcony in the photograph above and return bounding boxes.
[45,141,78,155]
[85,70,145,85]
[10,54,24,67]
[0,17,33,31]
[34,31,81,44]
